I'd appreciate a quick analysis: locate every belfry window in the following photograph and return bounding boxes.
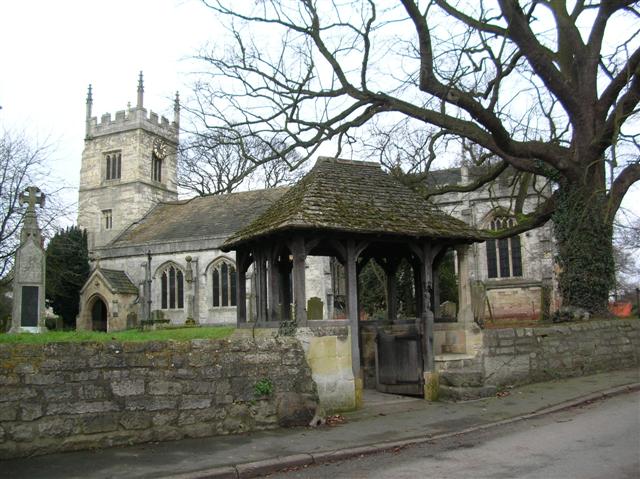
[152,154,162,182]
[105,152,122,180]
[486,216,522,278]
[211,260,237,307]
[160,264,184,309]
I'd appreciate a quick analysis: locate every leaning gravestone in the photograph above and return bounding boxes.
[10,186,46,333]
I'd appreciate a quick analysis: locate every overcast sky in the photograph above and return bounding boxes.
[1,0,638,232]
[0,0,214,216]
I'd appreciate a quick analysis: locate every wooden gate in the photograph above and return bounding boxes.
[374,326,424,396]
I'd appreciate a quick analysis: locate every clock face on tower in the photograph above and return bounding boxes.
[153,138,167,159]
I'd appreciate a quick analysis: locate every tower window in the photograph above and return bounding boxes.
[211,260,237,307]
[486,216,522,279]
[160,264,184,310]
[102,209,113,230]
[105,152,122,180]
[152,154,162,182]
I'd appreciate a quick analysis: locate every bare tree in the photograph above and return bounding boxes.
[0,129,69,282]
[192,0,640,313]
[177,130,305,196]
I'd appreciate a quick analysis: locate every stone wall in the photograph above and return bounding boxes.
[0,337,318,459]
[482,319,640,387]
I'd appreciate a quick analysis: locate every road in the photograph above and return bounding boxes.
[270,391,640,479]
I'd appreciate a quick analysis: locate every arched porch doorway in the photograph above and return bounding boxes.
[91,297,108,332]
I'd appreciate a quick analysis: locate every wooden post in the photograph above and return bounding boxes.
[412,257,423,317]
[279,256,292,321]
[380,258,399,323]
[235,249,249,325]
[345,239,361,377]
[432,273,440,320]
[291,236,307,325]
[254,247,268,323]
[267,246,281,322]
[419,243,435,373]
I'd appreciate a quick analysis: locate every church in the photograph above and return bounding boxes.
[76,76,557,333]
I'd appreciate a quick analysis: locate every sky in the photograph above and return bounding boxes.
[0,0,215,218]
[1,0,638,235]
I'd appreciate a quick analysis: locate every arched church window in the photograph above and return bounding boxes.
[486,216,522,278]
[211,260,237,307]
[105,151,121,180]
[160,264,184,309]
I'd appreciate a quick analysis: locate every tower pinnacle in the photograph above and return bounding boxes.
[173,91,180,126]
[85,84,93,137]
[137,71,144,109]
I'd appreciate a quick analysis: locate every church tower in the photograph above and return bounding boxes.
[78,73,179,250]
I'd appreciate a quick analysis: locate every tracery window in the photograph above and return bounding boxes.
[486,216,523,279]
[160,264,184,309]
[211,260,237,307]
[105,151,122,180]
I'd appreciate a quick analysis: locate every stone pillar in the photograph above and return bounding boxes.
[11,187,46,333]
[456,245,474,325]
[456,244,482,355]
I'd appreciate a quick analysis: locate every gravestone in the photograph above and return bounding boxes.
[307,297,323,320]
[10,186,46,333]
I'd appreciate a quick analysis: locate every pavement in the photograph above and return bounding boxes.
[1,368,639,479]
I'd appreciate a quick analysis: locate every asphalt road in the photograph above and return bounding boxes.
[270,391,640,479]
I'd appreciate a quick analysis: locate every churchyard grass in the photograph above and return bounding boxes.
[0,326,235,344]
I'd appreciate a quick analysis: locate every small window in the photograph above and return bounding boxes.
[152,154,162,182]
[160,264,184,310]
[105,152,122,180]
[486,216,523,278]
[102,209,112,230]
[211,260,237,307]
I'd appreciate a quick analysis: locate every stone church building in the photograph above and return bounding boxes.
[76,77,556,333]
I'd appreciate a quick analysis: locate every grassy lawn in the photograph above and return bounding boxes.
[0,326,235,344]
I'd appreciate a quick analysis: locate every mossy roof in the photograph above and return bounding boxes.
[99,269,138,294]
[110,188,287,247]
[222,158,484,250]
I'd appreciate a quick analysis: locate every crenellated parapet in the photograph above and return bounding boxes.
[87,106,178,142]
[85,72,179,142]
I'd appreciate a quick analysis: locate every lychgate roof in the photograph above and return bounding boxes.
[223,157,484,249]
[109,188,287,247]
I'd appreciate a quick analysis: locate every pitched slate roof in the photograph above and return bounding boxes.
[222,158,484,249]
[110,188,287,247]
[99,269,138,294]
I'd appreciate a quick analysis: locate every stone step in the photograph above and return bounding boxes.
[439,370,485,388]
[439,384,498,402]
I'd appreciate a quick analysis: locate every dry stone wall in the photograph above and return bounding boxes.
[482,319,640,387]
[0,337,318,459]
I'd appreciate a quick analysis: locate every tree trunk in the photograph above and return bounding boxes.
[552,182,614,314]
